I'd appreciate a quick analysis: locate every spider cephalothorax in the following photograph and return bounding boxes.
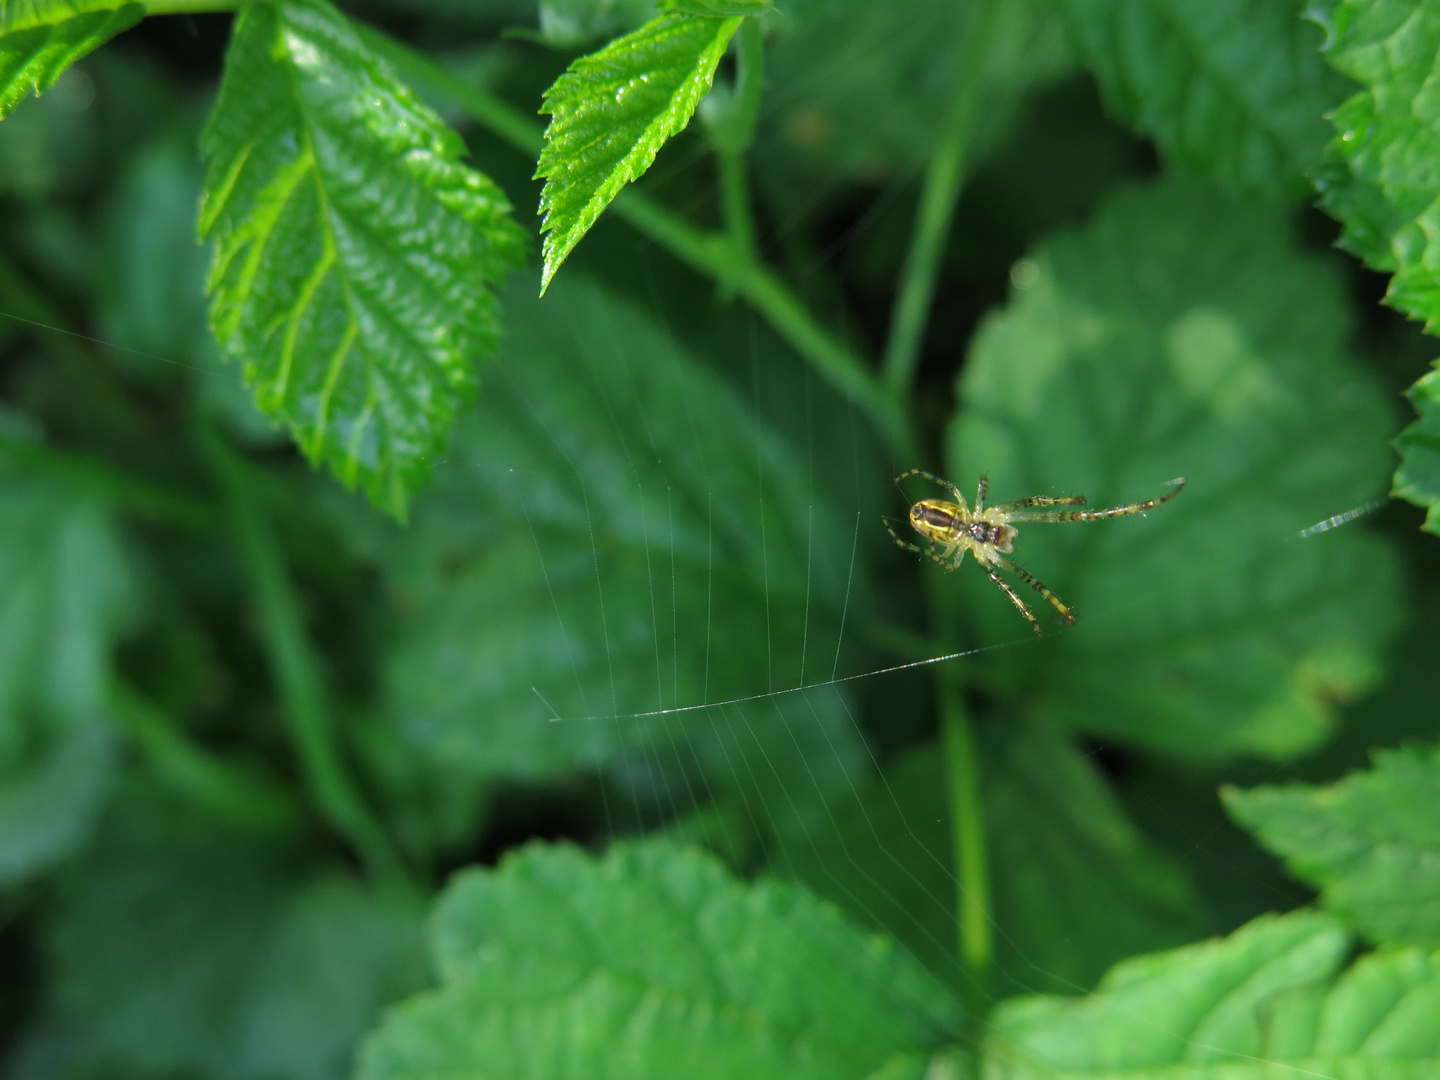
[887,470,1185,636]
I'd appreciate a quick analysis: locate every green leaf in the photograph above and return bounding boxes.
[946,179,1402,760]
[199,0,526,521]
[0,2,141,120]
[357,840,960,1080]
[341,274,867,854]
[1050,0,1349,198]
[0,466,137,886]
[986,911,1440,1079]
[1394,367,1440,534]
[1224,747,1440,949]
[535,12,741,292]
[15,784,428,1080]
[776,720,1206,996]
[1310,1,1440,533]
[1313,0,1440,314]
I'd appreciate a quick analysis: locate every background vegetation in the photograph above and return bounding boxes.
[1,0,1438,1077]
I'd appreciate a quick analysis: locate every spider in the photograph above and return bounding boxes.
[885,469,1186,637]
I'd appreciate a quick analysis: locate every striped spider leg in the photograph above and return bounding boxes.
[886,470,1186,636]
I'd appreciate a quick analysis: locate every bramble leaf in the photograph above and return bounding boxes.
[1050,0,1349,198]
[357,841,961,1080]
[199,0,526,520]
[1394,367,1440,534]
[340,275,867,855]
[986,911,1440,1079]
[0,464,137,886]
[1225,746,1440,949]
[1314,0,1440,311]
[947,179,1402,760]
[0,2,141,120]
[1312,0,1440,531]
[777,720,1206,995]
[536,12,741,292]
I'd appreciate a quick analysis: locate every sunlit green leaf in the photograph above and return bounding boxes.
[1314,1,1440,310]
[199,0,526,520]
[945,179,1402,761]
[1225,746,1440,949]
[15,784,428,1080]
[1394,367,1440,534]
[1283,0,1440,531]
[536,12,741,291]
[341,274,867,854]
[776,719,1206,996]
[357,841,960,1080]
[1050,0,1348,197]
[0,465,136,886]
[0,2,140,120]
[986,911,1440,1079]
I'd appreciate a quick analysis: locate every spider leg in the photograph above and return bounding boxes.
[993,555,1075,627]
[1006,477,1185,523]
[990,493,1087,513]
[982,564,1043,637]
[882,517,928,557]
[894,468,967,509]
[975,474,989,511]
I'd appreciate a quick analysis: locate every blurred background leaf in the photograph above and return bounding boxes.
[335,274,869,857]
[0,466,138,886]
[947,179,1403,760]
[12,783,427,1080]
[775,716,1207,997]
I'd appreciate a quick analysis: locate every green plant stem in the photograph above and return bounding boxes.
[108,680,300,833]
[357,23,904,447]
[719,148,757,271]
[200,430,405,886]
[711,20,764,269]
[881,0,1002,397]
[929,577,991,1021]
[939,667,992,1019]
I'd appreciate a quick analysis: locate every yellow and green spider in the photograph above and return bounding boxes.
[886,469,1185,636]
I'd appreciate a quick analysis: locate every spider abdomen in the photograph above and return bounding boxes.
[908,500,1017,554]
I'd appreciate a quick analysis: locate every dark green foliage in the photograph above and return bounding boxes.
[776,719,1207,996]
[0,0,1435,1077]
[199,0,526,520]
[352,276,867,853]
[0,468,136,886]
[14,786,428,1080]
